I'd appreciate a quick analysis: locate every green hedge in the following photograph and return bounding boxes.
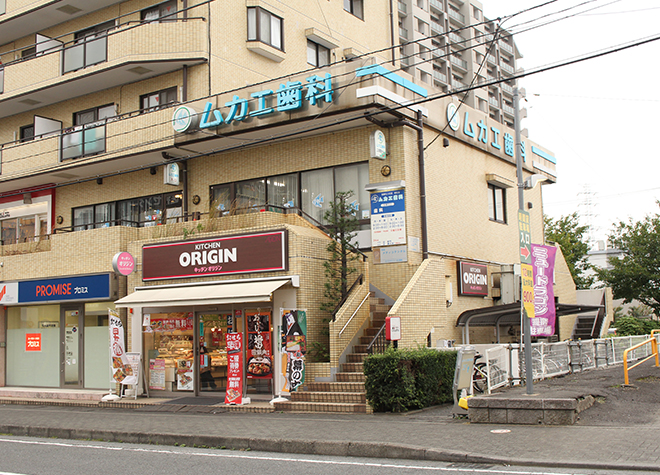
[363,348,457,412]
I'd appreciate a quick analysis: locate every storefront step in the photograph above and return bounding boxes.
[335,372,366,383]
[341,362,364,373]
[272,401,370,413]
[347,353,368,363]
[0,387,107,402]
[308,382,365,392]
[290,391,366,404]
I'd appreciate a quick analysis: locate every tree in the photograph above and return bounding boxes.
[598,211,660,315]
[544,212,594,289]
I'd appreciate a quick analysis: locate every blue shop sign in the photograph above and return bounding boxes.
[19,274,112,303]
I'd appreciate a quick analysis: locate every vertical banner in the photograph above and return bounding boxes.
[246,309,273,379]
[530,244,557,336]
[280,309,307,393]
[225,332,243,404]
[518,210,535,319]
[109,310,136,385]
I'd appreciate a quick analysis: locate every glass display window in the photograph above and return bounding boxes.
[144,312,194,392]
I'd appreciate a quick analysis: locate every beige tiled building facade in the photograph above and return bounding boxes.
[0,0,585,398]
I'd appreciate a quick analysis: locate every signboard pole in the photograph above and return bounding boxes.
[515,87,534,395]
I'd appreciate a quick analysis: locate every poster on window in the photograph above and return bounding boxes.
[530,244,557,337]
[370,189,406,247]
[225,332,243,404]
[246,309,273,379]
[280,309,307,393]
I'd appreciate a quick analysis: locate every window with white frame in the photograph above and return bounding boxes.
[343,0,363,19]
[140,86,177,112]
[141,0,177,21]
[488,183,506,223]
[247,7,283,50]
[307,40,330,67]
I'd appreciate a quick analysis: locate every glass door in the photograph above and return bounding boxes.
[61,304,84,387]
[196,313,230,394]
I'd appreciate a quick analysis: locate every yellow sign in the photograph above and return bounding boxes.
[521,263,535,319]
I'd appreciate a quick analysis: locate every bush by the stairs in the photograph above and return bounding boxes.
[363,348,457,412]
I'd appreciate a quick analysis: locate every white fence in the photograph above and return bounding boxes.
[464,334,660,394]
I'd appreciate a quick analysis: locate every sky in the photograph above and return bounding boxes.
[482,0,660,246]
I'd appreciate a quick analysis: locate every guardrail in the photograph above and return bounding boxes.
[623,337,659,385]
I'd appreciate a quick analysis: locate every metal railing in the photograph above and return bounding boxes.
[332,274,364,322]
[366,321,389,355]
[624,337,659,385]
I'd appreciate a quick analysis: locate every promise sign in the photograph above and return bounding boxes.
[458,261,488,297]
[142,230,288,281]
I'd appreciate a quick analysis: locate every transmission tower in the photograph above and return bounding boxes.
[577,184,599,249]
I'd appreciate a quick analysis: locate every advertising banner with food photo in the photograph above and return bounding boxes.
[176,359,193,391]
[246,309,272,379]
[109,309,137,385]
[280,309,307,393]
[225,332,243,404]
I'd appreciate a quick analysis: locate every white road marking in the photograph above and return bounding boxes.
[0,437,589,475]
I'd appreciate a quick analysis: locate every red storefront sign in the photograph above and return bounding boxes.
[225,333,243,404]
[25,333,41,352]
[246,309,273,380]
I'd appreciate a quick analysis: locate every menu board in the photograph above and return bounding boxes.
[149,358,166,390]
[176,359,193,391]
[246,309,272,380]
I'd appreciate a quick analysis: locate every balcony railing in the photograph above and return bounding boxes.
[401,55,411,67]
[448,8,465,23]
[433,70,447,83]
[503,104,515,116]
[431,20,443,34]
[61,122,106,160]
[430,0,443,12]
[500,62,514,75]
[0,0,4,16]
[398,1,407,14]
[499,41,514,55]
[487,54,496,64]
[488,96,499,107]
[448,32,464,44]
[501,83,514,95]
[62,33,108,74]
[399,27,408,40]
[451,78,465,89]
[450,55,467,70]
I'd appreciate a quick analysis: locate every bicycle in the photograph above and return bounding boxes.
[472,353,505,394]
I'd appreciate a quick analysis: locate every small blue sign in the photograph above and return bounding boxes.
[19,274,111,303]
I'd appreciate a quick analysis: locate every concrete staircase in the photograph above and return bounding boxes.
[273,294,389,413]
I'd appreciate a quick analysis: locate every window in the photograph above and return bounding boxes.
[141,0,177,22]
[21,46,36,60]
[307,40,330,67]
[63,20,114,73]
[140,87,177,112]
[416,19,428,35]
[61,104,114,160]
[488,184,506,223]
[72,191,182,230]
[343,0,363,19]
[211,173,298,215]
[247,7,283,50]
[20,124,35,143]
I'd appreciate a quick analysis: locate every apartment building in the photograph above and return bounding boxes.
[0,0,591,404]
[396,0,520,128]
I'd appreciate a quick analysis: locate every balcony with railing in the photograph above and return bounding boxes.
[399,27,409,40]
[499,40,514,55]
[501,82,514,95]
[503,104,515,116]
[488,96,499,108]
[450,54,468,70]
[0,0,123,45]
[398,1,407,15]
[433,70,447,84]
[431,20,444,34]
[448,32,464,44]
[500,62,514,75]
[0,17,208,119]
[430,0,443,13]
[451,78,465,89]
[487,54,496,65]
[448,8,465,24]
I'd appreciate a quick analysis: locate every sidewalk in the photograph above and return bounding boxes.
[0,362,659,472]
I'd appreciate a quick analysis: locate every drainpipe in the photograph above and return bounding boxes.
[389,0,396,66]
[366,110,429,260]
[182,160,189,221]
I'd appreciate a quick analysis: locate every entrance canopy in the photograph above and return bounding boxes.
[115,278,292,308]
[456,301,603,344]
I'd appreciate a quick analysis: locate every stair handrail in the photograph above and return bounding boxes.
[339,291,371,337]
[366,321,388,355]
[332,274,364,321]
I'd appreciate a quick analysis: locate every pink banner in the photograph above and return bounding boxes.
[530,244,557,337]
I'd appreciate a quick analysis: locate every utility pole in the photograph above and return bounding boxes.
[514,86,534,395]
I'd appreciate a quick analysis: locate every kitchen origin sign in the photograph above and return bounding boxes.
[142,230,288,281]
[458,261,488,297]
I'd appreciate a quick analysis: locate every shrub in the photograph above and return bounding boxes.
[614,316,660,336]
[363,348,457,412]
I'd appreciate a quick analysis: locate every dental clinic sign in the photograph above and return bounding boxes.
[172,73,334,133]
[446,103,526,161]
[142,230,287,281]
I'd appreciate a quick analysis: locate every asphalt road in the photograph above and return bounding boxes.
[0,435,655,475]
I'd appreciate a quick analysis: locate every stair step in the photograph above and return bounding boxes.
[290,391,366,403]
[336,372,365,382]
[364,327,380,337]
[308,381,365,392]
[370,306,390,315]
[273,401,370,413]
[341,362,363,373]
[347,353,368,363]
[353,344,368,353]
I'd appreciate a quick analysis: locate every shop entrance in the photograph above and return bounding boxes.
[197,313,230,393]
[60,304,84,388]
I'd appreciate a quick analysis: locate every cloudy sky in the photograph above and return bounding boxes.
[482,0,660,246]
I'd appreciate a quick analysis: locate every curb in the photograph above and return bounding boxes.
[1,424,658,472]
